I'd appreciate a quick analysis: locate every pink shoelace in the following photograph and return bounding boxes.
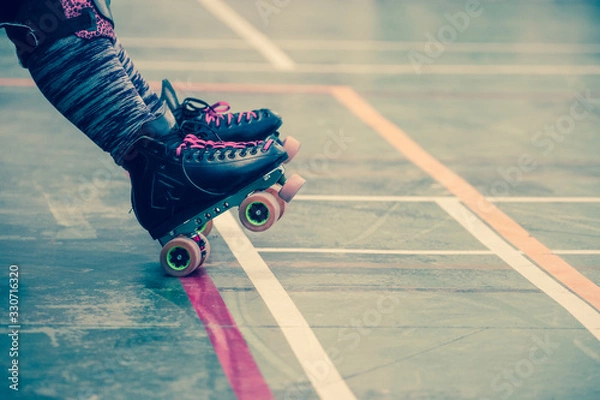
[176,134,274,157]
[182,99,259,128]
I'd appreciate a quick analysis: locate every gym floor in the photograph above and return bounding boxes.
[1,0,599,399]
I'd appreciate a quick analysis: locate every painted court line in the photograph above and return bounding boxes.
[0,77,36,87]
[296,195,600,203]
[437,198,600,341]
[296,195,450,203]
[214,212,357,400]
[257,248,600,256]
[0,77,335,95]
[331,86,600,315]
[180,272,273,400]
[120,37,600,54]
[489,197,600,203]
[273,40,600,54]
[303,64,600,75]
[195,0,295,70]
[120,37,253,50]
[129,61,600,75]
[161,79,334,95]
[554,250,600,255]
[257,248,495,256]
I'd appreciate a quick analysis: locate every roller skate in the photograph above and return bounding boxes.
[123,115,305,277]
[160,79,301,163]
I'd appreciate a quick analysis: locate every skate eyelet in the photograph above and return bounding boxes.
[240,151,247,157]
[250,149,258,155]
[218,154,225,160]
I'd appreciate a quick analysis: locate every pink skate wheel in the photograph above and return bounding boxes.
[279,174,306,203]
[239,192,281,232]
[197,220,213,237]
[266,186,288,220]
[282,136,301,164]
[194,232,211,264]
[160,237,202,277]
[203,239,211,262]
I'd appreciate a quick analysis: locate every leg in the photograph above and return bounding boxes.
[27,35,167,164]
[4,0,170,164]
[114,38,163,115]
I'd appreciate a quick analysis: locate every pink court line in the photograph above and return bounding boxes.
[180,271,273,400]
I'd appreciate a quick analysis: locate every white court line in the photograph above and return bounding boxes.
[214,212,357,400]
[275,40,600,54]
[134,60,276,72]
[295,195,449,202]
[195,0,295,70]
[257,248,495,256]
[133,60,600,75]
[436,198,600,341]
[120,37,252,50]
[120,37,600,54]
[295,195,600,203]
[489,197,600,203]
[257,248,600,256]
[554,250,600,256]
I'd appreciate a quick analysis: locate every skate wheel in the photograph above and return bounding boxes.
[197,220,213,237]
[204,239,211,262]
[198,233,212,265]
[239,192,280,232]
[194,232,211,264]
[160,237,202,277]
[265,186,287,220]
[279,174,306,203]
[282,136,301,164]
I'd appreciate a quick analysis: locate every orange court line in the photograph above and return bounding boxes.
[330,86,600,312]
[0,77,33,87]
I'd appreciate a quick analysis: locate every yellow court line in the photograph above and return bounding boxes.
[330,86,600,312]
